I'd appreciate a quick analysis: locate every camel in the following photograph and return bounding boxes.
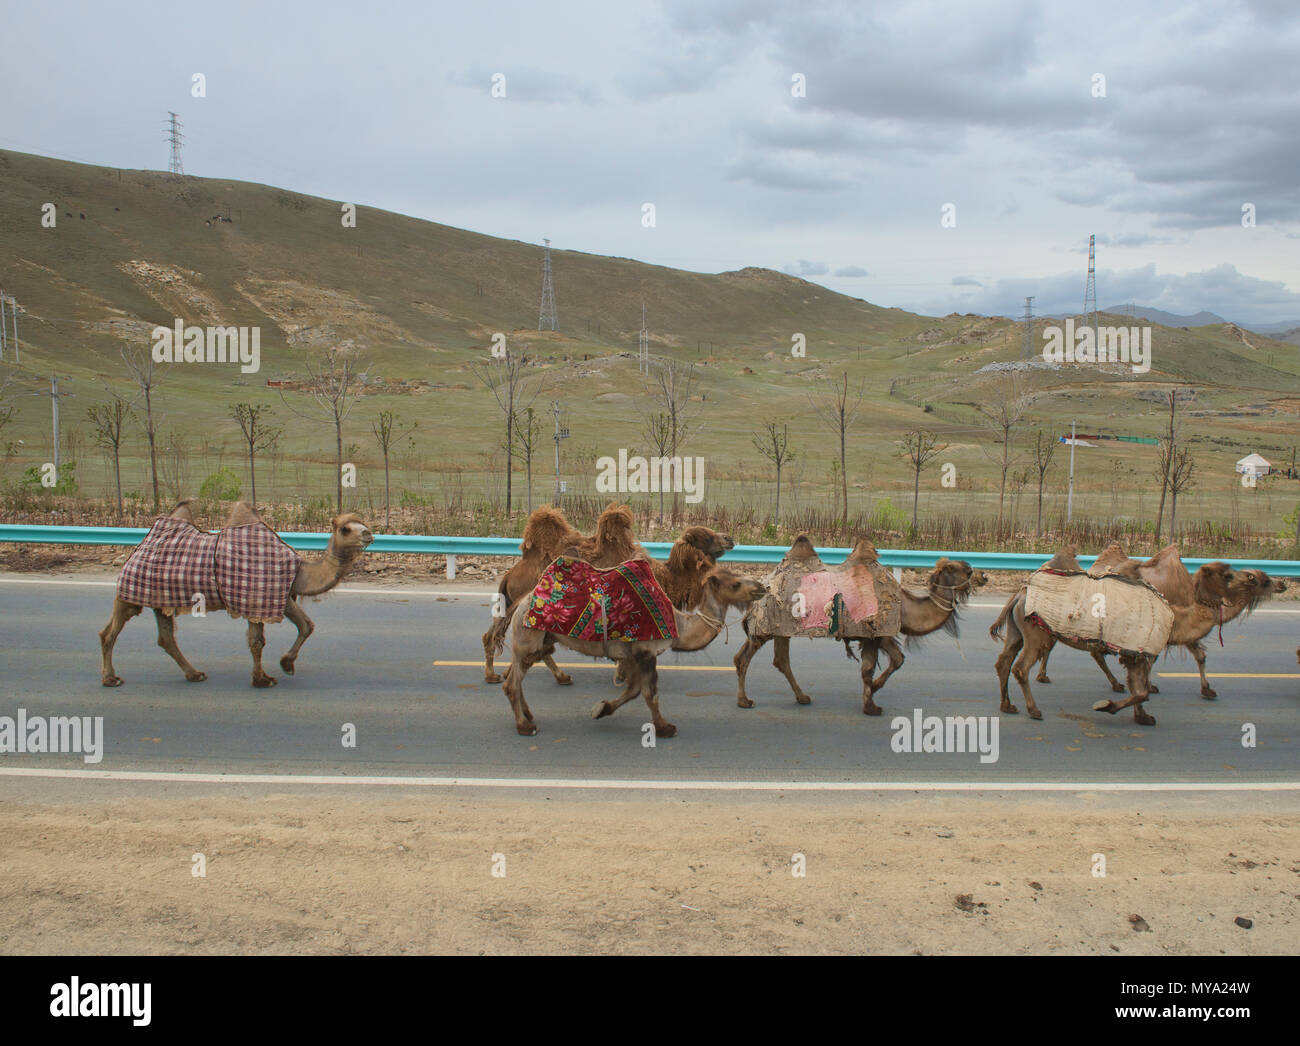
[501,564,767,737]
[734,551,987,715]
[100,500,372,688]
[481,506,734,683]
[991,543,1285,698]
[481,503,643,684]
[992,561,1257,725]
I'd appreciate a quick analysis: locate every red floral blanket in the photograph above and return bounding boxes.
[524,556,678,642]
[116,516,301,623]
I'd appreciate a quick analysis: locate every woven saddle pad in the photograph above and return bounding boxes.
[524,556,677,642]
[1025,568,1173,657]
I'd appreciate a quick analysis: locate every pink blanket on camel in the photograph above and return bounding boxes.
[524,556,678,642]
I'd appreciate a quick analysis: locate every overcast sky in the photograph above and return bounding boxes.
[5,0,1299,324]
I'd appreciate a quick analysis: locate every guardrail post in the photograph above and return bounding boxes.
[446,554,457,580]
[892,567,902,583]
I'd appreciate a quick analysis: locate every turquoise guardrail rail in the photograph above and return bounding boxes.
[2,523,1299,576]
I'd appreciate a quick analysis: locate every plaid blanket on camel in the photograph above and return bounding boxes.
[117,516,301,623]
[524,556,678,642]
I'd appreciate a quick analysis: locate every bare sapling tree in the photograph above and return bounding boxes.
[1030,428,1056,538]
[1166,444,1196,539]
[88,396,134,516]
[0,372,16,468]
[1152,388,1182,546]
[752,421,797,524]
[510,406,544,515]
[808,371,865,528]
[898,429,947,535]
[470,345,542,517]
[641,411,672,522]
[280,346,366,513]
[975,373,1032,541]
[121,346,163,513]
[645,357,702,520]
[230,402,281,507]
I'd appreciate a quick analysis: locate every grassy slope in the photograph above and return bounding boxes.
[1,148,1297,534]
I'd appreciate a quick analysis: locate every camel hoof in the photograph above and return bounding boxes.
[1036,674,1052,684]
[102,676,123,688]
[1148,683,1160,694]
[516,722,538,736]
[655,722,677,738]
[795,693,812,706]
[1028,707,1042,721]
[1135,712,1157,726]
[253,674,277,688]
[279,656,295,675]
[555,673,574,686]
[737,697,754,709]
[592,701,614,720]
[863,703,883,717]
[1092,700,1117,715]
[186,671,207,683]
[485,672,502,684]
[1200,688,1217,700]
[1110,681,1126,693]
[1001,703,1018,715]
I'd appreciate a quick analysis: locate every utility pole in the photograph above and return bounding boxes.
[1022,296,1035,361]
[638,301,649,374]
[551,400,569,499]
[538,238,557,331]
[0,291,7,358]
[33,377,73,476]
[166,111,185,175]
[1082,234,1097,353]
[1067,419,1076,523]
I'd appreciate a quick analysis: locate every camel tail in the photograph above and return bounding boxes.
[989,589,1020,641]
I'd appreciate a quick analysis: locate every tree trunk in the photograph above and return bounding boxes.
[383,450,391,529]
[840,423,848,529]
[912,466,920,532]
[775,461,782,523]
[1035,474,1044,538]
[113,450,123,517]
[145,387,159,513]
[335,416,343,513]
[248,443,257,505]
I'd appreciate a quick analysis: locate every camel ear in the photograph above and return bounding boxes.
[934,556,950,570]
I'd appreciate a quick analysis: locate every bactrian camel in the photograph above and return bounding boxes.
[734,554,986,715]
[502,565,766,737]
[100,500,373,688]
[992,561,1257,725]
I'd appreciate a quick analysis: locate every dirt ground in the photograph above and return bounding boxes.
[1,794,1295,955]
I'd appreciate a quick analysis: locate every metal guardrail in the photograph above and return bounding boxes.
[2,523,1298,578]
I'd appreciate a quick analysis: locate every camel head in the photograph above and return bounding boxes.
[1191,561,1236,606]
[329,513,374,558]
[929,557,985,603]
[699,566,767,613]
[1226,568,1286,613]
[680,525,734,560]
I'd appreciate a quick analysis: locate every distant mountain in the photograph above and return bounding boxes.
[1102,305,1227,327]
[1242,319,1300,335]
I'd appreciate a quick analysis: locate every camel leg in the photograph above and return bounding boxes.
[592,658,645,719]
[639,656,676,738]
[502,631,551,735]
[1189,641,1214,699]
[1035,639,1054,683]
[247,621,276,687]
[544,655,573,686]
[862,637,905,715]
[1009,638,1044,721]
[1090,650,1127,693]
[278,599,314,675]
[771,636,812,705]
[154,610,207,682]
[995,623,1025,715]
[99,599,143,686]
[482,615,506,683]
[733,634,769,708]
[1093,656,1155,725]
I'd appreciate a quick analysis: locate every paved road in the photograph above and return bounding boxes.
[1,577,1297,784]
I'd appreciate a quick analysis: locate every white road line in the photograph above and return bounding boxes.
[1,767,1297,792]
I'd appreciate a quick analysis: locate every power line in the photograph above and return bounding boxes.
[1082,233,1097,346]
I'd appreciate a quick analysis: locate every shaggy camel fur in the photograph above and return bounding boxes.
[992,561,1255,725]
[992,543,1285,697]
[734,556,986,715]
[502,564,766,737]
[481,503,642,684]
[100,501,372,688]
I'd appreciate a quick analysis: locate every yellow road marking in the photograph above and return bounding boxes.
[434,660,734,672]
[1157,673,1300,679]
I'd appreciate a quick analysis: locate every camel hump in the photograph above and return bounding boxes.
[1044,546,1081,572]
[1143,543,1183,568]
[787,534,819,561]
[168,498,197,520]
[844,537,880,566]
[226,501,263,527]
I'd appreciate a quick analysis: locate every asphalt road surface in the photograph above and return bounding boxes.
[1,576,1297,786]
